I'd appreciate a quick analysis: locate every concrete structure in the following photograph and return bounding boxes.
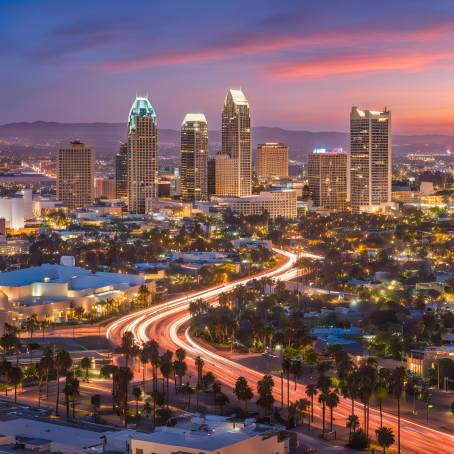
[127,96,158,213]
[220,89,251,197]
[308,148,349,211]
[57,140,95,210]
[0,262,147,330]
[181,113,208,201]
[408,345,454,378]
[213,189,297,218]
[116,142,128,199]
[207,156,216,196]
[130,414,287,454]
[94,177,117,199]
[350,107,392,213]
[256,142,288,181]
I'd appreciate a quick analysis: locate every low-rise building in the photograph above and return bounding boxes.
[0,259,148,331]
[407,345,454,378]
[130,414,288,454]
[212,190,297,218]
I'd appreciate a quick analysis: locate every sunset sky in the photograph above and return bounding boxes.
[2,0,454,133]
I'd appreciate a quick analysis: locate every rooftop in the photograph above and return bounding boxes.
[227,88,248,106]
[182,112,207,124]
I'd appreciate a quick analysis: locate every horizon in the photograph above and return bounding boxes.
[2,1,454,133]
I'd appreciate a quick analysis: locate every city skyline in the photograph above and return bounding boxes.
[2,1,454,133]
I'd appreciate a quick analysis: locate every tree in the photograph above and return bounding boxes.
[8,366,23,403]
[159,350,173,407]
[375,368,390,427]
[100,364,118,412]
[144,340,159,394]
[174,358,187,390]
[54,350,72,416]
[290,360,303,391]
[132,386,142,417]
[234,376,253,411]
[23,314,38,338]
[326,391,339,432]
[35,361,46,408]
[40,348,54,399]
[305,383,318,423]
[113,366,133,427]
[117,331,137,368]
[390,367,406,454]
[215,392,230,415]
[376,426,395,454]
[195,356,205,387]
[80,357,91,383]
[256,374,275,416]
[292,398,311,427]
[346,414,359,441]
[143,401,152,418]
[91,394,101,421]
[63,375,80,418]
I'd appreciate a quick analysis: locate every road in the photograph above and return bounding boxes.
[106,248,454,454]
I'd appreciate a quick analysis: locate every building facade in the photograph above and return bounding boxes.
[115,142,128,199]
[213,189,297,218]
[127,96,158,213]
[180,113,208,201]
[213,153,238,196]
[56,141,94,210]
[350,107,392,212]
[308,148,349,211]
[256,142,288,181]
[221,89,251,197]
[94,177,116,199]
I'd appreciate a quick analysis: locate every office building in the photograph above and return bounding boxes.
[56,140,94,210]
[221,89,251,196]
[256,142,288,181]
[350,107,392,212]
[180,113,208,201]
[213,189,297,219]
[308,148,349,211]
[115,143,128,199]
[207,157,216,196]
[94,177,117,199]
[127,96,158,213]
[214,153,237,196]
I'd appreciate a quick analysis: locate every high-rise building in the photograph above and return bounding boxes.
[308,148,349,211]
[115,143,128,199]
[214,153,237,196]
[256,142,288,181]
[95,177,117,199]
[221,89,251,196]
[127,96,158,213]
[207,157,216,196]
[350,107,391,212]
[180,113,208,201]
[56,140,94,210]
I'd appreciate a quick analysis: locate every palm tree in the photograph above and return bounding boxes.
[305,383,318,423]
[318,392,328,434]
[374,368,390,428]
[390,367,406,454]
[117,331,137,368]
[294,398,311,427]
[40,348,54,399]
[144,340,159,394]
[23,314,38,339]
[35,361,46,407]
[173,358,187,390]
[326,391,339,432]
[233,376,253,412]
[143,400,152,418]
[100,364,118,412]
[256,374,275,417]
[8,366,23,402]
[132,386,142,417]
[159,351,173,407]
[290,359,303,391]
[0,359,12,397]
[139,346,148,391]
[346,414,359,441]
[113,366,133,427]
[91,394,101,421]
[195,356,204,387]
[80,357,91,383]
[215,392,229,415]
[63,375,79,418]
[54,350,72,416]
[376,426,395,454]
[358,361,377,437]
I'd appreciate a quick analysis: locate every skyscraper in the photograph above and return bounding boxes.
[308,148,349,211]
[56,140,94,210]
[127,96,158,214]
[256,142,288,181]
[221,89,251,197]
[115,142,128,199]
[350,107,391,212]
[180,113,208,201]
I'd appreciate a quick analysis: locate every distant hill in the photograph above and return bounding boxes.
[1,121,453,161]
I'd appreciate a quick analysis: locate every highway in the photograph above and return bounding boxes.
[106,248,454,454]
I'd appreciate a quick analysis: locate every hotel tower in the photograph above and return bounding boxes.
[350,107,391,213]
[127,96,158,213]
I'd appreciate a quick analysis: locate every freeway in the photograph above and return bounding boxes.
[106,248,454,454]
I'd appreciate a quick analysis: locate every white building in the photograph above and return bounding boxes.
[212,190,297,218]
[130,415,288,454]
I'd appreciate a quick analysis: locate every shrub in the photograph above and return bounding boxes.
[348,429,370,450]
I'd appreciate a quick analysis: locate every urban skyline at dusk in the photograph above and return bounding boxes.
[2,0,454,132]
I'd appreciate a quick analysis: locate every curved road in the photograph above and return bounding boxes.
[106,249,454,454]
